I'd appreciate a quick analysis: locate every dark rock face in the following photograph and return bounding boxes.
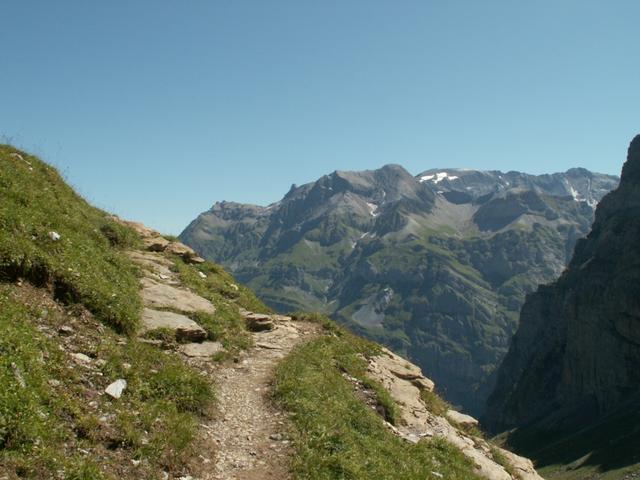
[484,135,640,433]
[180,164,618,415]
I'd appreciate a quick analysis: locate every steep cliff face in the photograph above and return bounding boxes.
[180,164,618,415]
[484,136,640,474]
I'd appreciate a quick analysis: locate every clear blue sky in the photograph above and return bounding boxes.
[1,1,638,234]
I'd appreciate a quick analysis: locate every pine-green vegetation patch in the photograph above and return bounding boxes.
[274,317,482,480]
[0,285,213,479]
[0,146,141,334]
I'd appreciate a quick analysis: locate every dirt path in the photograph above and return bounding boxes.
[199,319,319,480]
[125,244,320,480]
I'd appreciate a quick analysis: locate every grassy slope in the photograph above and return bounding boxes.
[0,145,141,334]
[0,146,265,478]
[0,282,212,479]
[274,314,483,480]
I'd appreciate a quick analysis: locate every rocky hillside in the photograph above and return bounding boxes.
[0,145,544,479]
[483,136,640,479]
[180,164,618,415]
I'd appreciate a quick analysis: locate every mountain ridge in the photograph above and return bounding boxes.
[180,163,619,415]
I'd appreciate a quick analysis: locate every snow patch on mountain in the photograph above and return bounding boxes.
[419,172,459,184]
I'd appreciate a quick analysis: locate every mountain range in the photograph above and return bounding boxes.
[180,164,619,415]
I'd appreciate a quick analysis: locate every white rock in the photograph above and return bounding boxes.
[71,352,92,365]
[48,231,61,241]
[105,379,127,399]
[446,409,479,428]
[198,271,207,279]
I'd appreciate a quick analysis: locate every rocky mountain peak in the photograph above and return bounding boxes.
[416,167,618,210]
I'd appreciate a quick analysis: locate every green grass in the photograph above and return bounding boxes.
[0,145,142,334]
[191,308,252,354]
[489,446,517,479]
[0,285,213,479]
[274,321,482,480]
[172,255,270,314]
[420,389,450,417]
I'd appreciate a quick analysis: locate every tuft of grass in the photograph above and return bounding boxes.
[0,146,142,334]
[290,311,343,333]
[191,308,252,354]
[420,389,450,417]
[99,221,142,250]
[141,327,178,345]
[490,445,518,479]
[274,327,482,480]
[360,376,400,426]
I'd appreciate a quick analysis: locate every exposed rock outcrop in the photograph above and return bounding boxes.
[115,218,206,264]
[140,277,216,314]
[366,348,543,480]
[485,135,640,435]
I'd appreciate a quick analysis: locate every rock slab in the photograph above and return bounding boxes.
[180,341,224,358]
[141,277,215,314]
[366,347,543,480]
[140,308,207,342]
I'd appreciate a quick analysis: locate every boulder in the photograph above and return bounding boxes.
[446,409,479,428]
[144,235,170,252]
[141,277,215,314]
[243,312,275,332]
[140,308,207,342]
